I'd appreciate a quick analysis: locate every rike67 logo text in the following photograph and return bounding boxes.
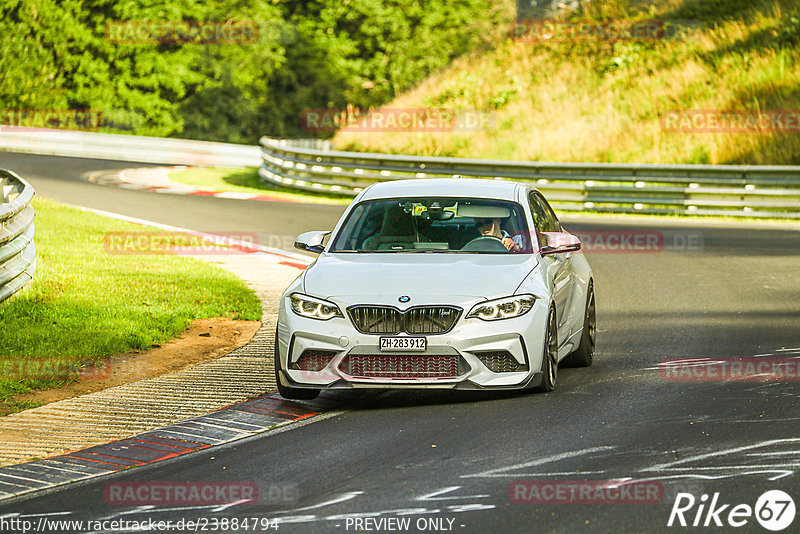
[669,490,796,531]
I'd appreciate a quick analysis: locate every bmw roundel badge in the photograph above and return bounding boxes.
[398,295,411,303]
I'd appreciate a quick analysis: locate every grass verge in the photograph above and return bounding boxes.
[332,0,800,165]
[168,167,352,205]
[0,197,262,415]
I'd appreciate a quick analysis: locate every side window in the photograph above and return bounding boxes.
[537,193,561,232]
[528,192,548,232]
[332,204,367,250]
[530,192,560,232]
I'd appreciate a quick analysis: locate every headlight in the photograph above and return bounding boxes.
[466,295,537,321]
[290,293,343,320]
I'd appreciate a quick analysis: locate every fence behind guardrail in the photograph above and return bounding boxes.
[0,170,36,304]
[259,137,800,219]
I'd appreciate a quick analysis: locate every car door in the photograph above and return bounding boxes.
[529,192,576,347]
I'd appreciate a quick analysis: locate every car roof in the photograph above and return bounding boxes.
[359,178,524,201]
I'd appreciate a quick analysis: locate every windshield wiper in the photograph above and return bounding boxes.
[375,249,468,253]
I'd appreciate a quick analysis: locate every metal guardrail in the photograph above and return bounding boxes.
[0,170,36,304]
[259,137,800,218]
[0,129,261,168]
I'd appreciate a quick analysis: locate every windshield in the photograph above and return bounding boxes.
[330,197,531,254]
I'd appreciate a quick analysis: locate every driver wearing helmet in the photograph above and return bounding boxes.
[475,218,523,252]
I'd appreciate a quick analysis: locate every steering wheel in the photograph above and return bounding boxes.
[461,235,509,252]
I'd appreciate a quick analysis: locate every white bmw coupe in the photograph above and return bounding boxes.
[275,178,595,399]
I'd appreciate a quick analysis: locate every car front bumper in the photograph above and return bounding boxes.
[276,295,550,391]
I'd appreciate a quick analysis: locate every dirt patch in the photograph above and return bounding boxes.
[8,318,261,413]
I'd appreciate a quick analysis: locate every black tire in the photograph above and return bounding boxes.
[562,282,595,368]
[274,332,320,400]
[534,306,558,393]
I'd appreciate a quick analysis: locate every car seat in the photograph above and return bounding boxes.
[362,205,429,250]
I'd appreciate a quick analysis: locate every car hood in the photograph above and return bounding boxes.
[303,253,536,303]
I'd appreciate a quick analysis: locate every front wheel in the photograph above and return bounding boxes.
[534,306,558,393]
[274,332,320,400]
[562,282,595,368]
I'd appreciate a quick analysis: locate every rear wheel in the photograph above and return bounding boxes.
[534,306,558,393]
[562,282,595,368]
[274,332,320,400]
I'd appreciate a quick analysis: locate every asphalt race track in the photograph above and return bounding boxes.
[0,153,345,252]
[1,152,799,533]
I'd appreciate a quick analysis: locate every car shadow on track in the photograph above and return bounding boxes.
[343,388,533,411]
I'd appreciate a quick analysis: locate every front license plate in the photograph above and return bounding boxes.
[379,337,427,351]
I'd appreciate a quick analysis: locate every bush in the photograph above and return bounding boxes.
[0,0,511,143]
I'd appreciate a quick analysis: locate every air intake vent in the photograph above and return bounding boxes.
[475,351,527,373]
[339,354,467,378]
[290,350,337,371]
[347,306,461,335]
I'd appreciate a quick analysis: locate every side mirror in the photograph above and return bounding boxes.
[294,231,330,254]
[539,231,581,256]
